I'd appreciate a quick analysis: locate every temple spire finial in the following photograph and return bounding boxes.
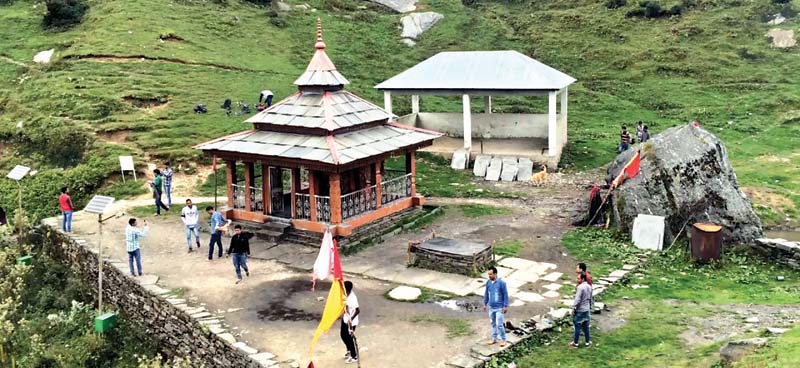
[315,17,326,50]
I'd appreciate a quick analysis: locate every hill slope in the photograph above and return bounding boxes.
[0,0,798,226]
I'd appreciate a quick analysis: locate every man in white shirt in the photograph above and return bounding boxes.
[259,90,274,107]
[340,280,360,364]
[181,198,201,252]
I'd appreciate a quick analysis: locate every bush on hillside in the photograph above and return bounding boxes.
[0,0,16,6]
[43,0,88,29]
[626,1,686,18]
[605,0,627,9]
[244,0,272,6]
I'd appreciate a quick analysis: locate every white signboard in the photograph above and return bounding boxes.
[632,214,665,251]
[119,156,135,171]
[118,156,137,182]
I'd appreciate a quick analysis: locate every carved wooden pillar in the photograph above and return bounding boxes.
[225,160,236,208]
[244,162,254,212]
[309,170,317,222]
[261,163,270,215]
[291,168,300,219]
[406,151,417,197]
[375,161,383,208]
[329,173,342,224]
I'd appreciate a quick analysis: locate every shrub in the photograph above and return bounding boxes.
[243,0,272,6]
[605,0,627,9]
[627,1,686,18]
[43,0,89,29]
[643,1,663,17]
[0,0,16,6]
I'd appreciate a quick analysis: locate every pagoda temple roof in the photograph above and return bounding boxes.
[196,123,440,166]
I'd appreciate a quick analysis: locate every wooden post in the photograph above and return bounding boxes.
[225,160,236,208]
[291,168,300,219]
[329,173,342,224]
[244,162,254,212]
[406,151,417,197]
[309,170,317,222]
[261,163,270,215]
[375,161,383,208]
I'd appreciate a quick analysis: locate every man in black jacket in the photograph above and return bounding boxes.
[227,225,254,284]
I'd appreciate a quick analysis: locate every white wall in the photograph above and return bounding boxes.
[397,112,562,139]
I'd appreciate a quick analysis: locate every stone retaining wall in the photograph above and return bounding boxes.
[31,224,277,368]
[753,238,800,269]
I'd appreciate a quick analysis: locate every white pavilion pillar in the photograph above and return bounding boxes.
[548,91,557,157]
[411,95,420,114]
[462,94,472,150]
[484,96,492,114]
[560,87,568,143]
[384,91,393,116]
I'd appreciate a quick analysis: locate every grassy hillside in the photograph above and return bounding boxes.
[0,0,798,225]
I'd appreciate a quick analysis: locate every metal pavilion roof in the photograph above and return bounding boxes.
[375,50,576,92]
[246,90,392,131]
[294,18,350,87]
[196,124,441,166]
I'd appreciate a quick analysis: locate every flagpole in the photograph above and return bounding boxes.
[585,150,640,227]
[213,155,218,210]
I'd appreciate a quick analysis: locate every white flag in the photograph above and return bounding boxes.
[312,230,334,283]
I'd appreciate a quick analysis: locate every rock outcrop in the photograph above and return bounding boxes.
[607,123,762,245]
[401,12,443,40]
[370,0,417,13]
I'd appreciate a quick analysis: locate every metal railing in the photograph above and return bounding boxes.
[341,185,377,220]
[232,184,246,209]
[315,195,331,223]
[249,187,264,212]
[381,173,412,205]
[295,193,311,220]
[384,169,407,180]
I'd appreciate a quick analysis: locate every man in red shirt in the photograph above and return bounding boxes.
[59,186,74,233]
[576,262,593,286]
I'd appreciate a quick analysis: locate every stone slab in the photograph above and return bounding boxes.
[217,332,236,344]
[495,266,516,279]
[233,342,258,355]
[517,158,533,181]
[609,270,629,278]
[209,325,226,334]
[371,0,417,13]
[191,312,212,319]
[622,264,637,271]
[136,274,159,286]
[142,284,171,295]
[515,291,545,303]
[542,290,560,298]
[502,277,527,291]
[485,157,503,181]
[542,272,563,282]
[497,257,540,271]
[451,149,468,170]
[446,354,484,368]
[499,157,518,182]
[548,308,571,320]
[505,271,539,284]
[509,299,525,307]
[166,298,186,305]
[543,283,562,291]
[388,285,422,301]
[472,155,491,177]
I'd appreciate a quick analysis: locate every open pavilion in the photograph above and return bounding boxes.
[375,51,576,167]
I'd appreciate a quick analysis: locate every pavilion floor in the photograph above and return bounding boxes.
[421,136,561,168]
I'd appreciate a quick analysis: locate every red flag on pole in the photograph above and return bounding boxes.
[612,151,641,187]
[212,155,217,171]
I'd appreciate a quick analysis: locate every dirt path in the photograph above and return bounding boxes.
[0,55,27,67]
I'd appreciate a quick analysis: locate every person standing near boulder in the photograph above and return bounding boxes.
[181,199,201,252]
[149,169,170,215]
[641,126,651,143]
[636,121,644,143]
[58,186,74,233]
[570,272,593,348]
[125,218,148,277]
[163,162,174,208]
[227,224,254,284]
[482,266,509,347]
[619,126,632,153]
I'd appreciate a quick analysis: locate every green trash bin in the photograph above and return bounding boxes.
[16,255,33,265]
[94,312,118,333]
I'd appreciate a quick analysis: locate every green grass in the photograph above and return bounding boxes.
[409,314,474,338]
[561,228,643,277]
[459,204,512,218]
[97,179,148,199]
[493,239,524,257]
[734,327,800,368]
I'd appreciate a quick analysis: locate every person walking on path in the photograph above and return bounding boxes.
[181,199,201,252]
[59,186,74,233]
[341,280,360,364]
[576,262,593,286]
[570,272,593,348]
[149,169,170,215]
[619,126,632,153]
[163,162,174,208]
[125,218,148,277]
[227,224,254,284]
[482,266,509,347]
[206,206,230,261]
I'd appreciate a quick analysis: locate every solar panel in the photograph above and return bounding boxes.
[6,165,30,181]
[84,195,116,214]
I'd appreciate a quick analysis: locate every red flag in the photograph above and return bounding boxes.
[212,155,217,171]
[612,152,641,187]
[307,363,315,368]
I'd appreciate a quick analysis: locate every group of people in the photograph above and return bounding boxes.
[619,121,650,153]
[148,163,174,216]
[482,262,593,349]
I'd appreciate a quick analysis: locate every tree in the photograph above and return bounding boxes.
[43,0,89,29]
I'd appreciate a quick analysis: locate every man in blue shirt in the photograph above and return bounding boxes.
[125,218,148,277]
[483,266,509,347]
[206,206,230,261]
[163,162,174,207]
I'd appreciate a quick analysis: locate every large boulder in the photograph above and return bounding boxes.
[370,0,417,13]
[606,123,762,245]
[400,12,443,40]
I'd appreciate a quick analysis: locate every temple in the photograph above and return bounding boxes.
[196,19,442,237]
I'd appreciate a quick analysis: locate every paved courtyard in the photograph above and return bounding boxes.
[64,180,586,367]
